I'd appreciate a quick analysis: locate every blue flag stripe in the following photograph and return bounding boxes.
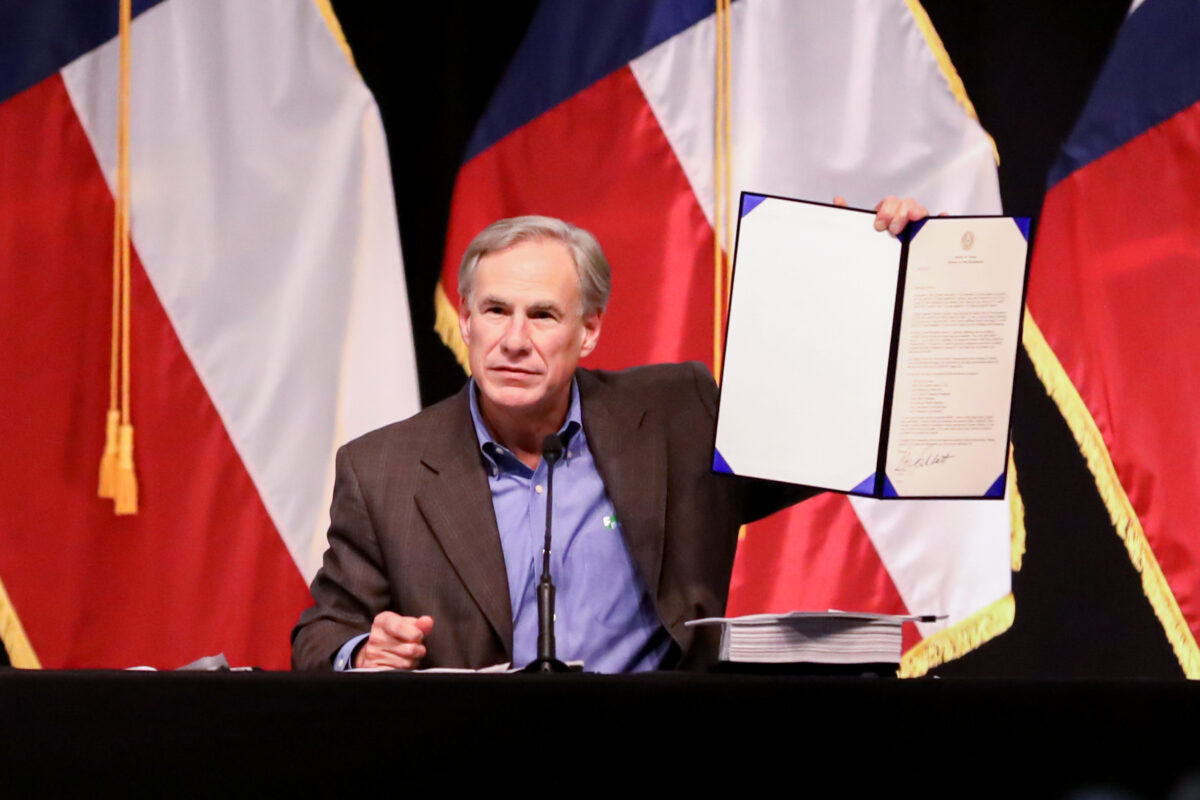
[0,0,166,105]
[1048,0,1200,187]
[463,0,718,162]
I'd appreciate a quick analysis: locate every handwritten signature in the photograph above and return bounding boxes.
[892,448,955,474]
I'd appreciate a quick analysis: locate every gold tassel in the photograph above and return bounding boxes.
[100,0,140,517]
[114,423,138,515]
[97,409,120,498]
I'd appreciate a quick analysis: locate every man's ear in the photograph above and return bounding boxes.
[579,312,602,358]
[458,301,471,345]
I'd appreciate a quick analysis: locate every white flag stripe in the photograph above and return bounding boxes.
[630,0,1002,228]
[62,0,419,580]
[850,497,1012,637]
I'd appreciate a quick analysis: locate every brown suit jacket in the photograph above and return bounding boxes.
[291,362,813,670]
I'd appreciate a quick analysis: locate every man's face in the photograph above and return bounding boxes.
[459,238,602,423]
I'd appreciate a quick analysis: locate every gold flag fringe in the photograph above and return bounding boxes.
[434,280,471,375]
[0,575,40,669]
[311,0,357,70]
[905,0,1000,166]
[900,593,1015,678]
[1023,310,1200,677]
[1008,443,1026,571]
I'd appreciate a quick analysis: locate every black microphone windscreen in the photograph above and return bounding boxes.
[541,433,565,464]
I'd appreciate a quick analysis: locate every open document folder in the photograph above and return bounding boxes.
[713,194,1030,499]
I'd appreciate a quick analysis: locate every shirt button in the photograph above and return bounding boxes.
[535,484,544,494]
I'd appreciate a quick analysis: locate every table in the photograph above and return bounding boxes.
[3,671,1198,796]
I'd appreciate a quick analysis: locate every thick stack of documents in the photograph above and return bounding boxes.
[686,611,938,666]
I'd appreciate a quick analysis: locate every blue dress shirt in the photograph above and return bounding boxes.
[335,380,670,673]
[469,380,670,673]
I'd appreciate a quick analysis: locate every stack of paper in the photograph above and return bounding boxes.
[686,611,939,665]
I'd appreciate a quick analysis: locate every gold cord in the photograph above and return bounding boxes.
[100,0,138,514]
[712,0,733,380]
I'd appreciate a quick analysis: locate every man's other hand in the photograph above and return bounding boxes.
[833,195,930,235]
[355,612,434,669]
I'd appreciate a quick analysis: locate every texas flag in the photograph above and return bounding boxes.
[0,0,419,668]
[1024,0,1200,677]
[442,0,1019,674]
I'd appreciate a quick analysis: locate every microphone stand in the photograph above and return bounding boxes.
[523,433,571,673]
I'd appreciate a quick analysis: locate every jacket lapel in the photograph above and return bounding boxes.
[412,388,513,657]
[578,370,667,604]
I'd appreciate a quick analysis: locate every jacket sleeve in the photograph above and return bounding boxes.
[290,444,391,670]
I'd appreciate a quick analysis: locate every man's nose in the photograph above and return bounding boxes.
[501,314,531,352]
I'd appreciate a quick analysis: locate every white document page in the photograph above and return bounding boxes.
[884,218,1028,496]
[716,198,900,493]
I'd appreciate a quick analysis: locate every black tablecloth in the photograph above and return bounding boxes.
[3,671,1198,797]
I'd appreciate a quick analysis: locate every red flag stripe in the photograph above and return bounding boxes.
[442,66,716,370]
[0,74,310,669]
[728,493,912,651]
[1027,100,1200,670]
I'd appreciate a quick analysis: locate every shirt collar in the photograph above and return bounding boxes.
[468,378,582,475]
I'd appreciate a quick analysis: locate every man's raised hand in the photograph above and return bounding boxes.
[833,195,930,236]
[354,612,434,670]
[873,195,929,235]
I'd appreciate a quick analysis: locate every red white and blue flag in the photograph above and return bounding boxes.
[1025,0,1200,676]
[442,0,1019,673]
[0,0,419,668]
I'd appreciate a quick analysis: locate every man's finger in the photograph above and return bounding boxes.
[375,612,429,643]
[833,195,848,207]
[874,196,899,231]
[889,198,927,234]
[379,643,425,664]
[366,635,426,657]
[394,642,426,660]
[357,638,427,669]
[363,649,419,670]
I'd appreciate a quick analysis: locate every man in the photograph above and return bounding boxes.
[291,198,927,672]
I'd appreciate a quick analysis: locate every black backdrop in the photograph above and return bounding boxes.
[327,0,1184,678]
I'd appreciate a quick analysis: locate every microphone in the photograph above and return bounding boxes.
[542,432,565,466]
[523,433,571,673]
